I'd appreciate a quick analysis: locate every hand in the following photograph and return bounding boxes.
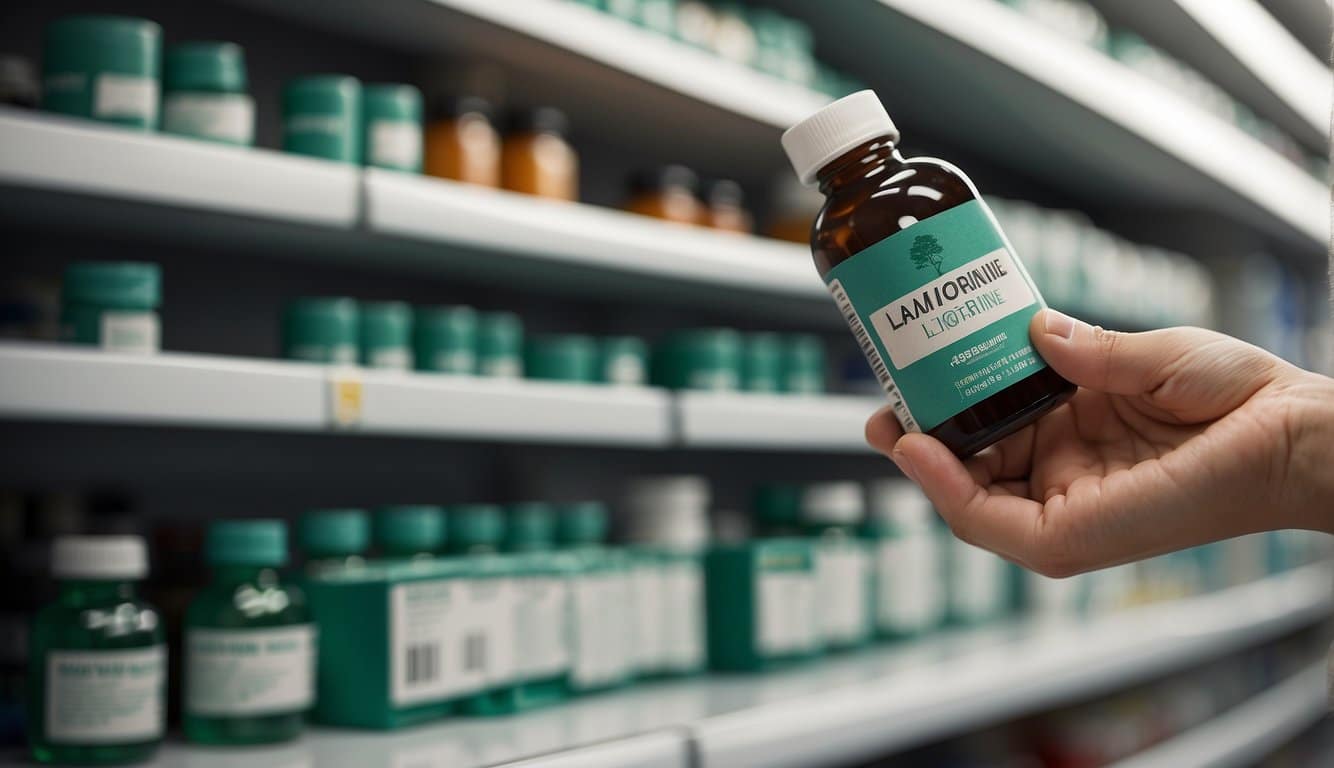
[866,309,1334,577]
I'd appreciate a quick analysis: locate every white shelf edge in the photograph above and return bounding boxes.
[0,108,359,227]
[875,0,1327,247]
[424,0,831,129]
[691,562,1334,768]
[674,391,882,452]
[1172,0,1331,140]
[362,170,822,299]
[1105,660,1329,768]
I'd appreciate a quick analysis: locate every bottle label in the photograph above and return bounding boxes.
[661,559,705,671]
[94,74,159,123]
[754,550,818,656]
[370,120,423,170]
[813,540,872,645]
[185,626,315,716]
[514,576,570,680]
[825,200,1048,432]
[45,646,166,744]
[630,562,665,672]
[163,93,256,145]
[389,580,486,706]
[874,533,945,634]
[99,311,159,354]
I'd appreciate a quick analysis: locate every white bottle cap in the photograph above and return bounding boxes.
[867,479,935,529]
[801,481,865,525]
[52,535,149,580]
[781,90,899,186]
[624,476,711,550]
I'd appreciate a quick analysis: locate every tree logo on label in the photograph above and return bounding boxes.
[910,234,945,276]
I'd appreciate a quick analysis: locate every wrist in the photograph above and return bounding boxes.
[1284,372,1334,532]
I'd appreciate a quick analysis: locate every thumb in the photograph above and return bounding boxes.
[1030,309,1221,396]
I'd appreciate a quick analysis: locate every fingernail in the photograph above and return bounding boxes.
[892,449,918,483]
[1044,309,1075,339]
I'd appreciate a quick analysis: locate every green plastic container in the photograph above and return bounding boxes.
[414,306,478,374]
[654,329,742,390]
[526,335,599,383]
[184,521,313,745]
[360,301,412,370]
[704,538,819,671]
[28,536,165,765]
[375,506,446,560]
[556,502,633,692]
[781,334,826,394]
[60,261,161,353]
[362,83,423,172]
[741,332,783,393]
[477,312,524,378]
[42,15,161,129]
[283,75,361,163]
[282,297,358,364]
[300,508,370,575]
[161,42,253,145]
[801,482,872,650]
[598,336,649,386]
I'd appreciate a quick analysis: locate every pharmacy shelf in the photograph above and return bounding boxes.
[1090,0,1331,151]
[228,0,830,176]
[674,391,883,453]
[344,367,674,447]
[38,562,1327,768]
[0,343,328,432]
[769,0,1327,256]
[0,107,359,229]
[1261,0,1333,61]
[0,343,674,447]
[362,170,828,314]
[1105,660,1329,768]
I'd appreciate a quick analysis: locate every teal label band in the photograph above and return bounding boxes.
[825,200,1048,432]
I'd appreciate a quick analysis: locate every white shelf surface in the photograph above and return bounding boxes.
[0,343,327,432]
[345,367,674,447]
[51,562,1330,768]
[1106,660,1329,768]
[823,0,1329,253]
[674,391,883,452]
[0,108,359,227]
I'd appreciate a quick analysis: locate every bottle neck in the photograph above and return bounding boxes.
[58,579,137,604]
[210,563,281,587]
[815,136,903,196]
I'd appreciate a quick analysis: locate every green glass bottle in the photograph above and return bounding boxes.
[463,503,571,714]
[28,536,166,765]
[556,502,633,694]
[183,520,314,745]
[374,505,445,563]
[300,508,370,576]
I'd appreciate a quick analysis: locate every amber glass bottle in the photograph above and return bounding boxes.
[502,106,578,201]
[423,94,500,187]
[624,165,703,224]
[783,91,1073,457]
[701,178,753,234]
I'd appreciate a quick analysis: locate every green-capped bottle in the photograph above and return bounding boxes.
[363,83,423,172]
[781,334,826,394]
[42,15,161,129]
[653,329,742,390]
[300,508,370,575]
[477,312,524,378]
[184,521,313,744]
[598,336,649,386]
[360,301,412,370]
[283,75,361,163]
[556,502,633,693]
[447,505,525,715]
[741,332,783,393]
[375,505,445,562]
[414,306,478,374]
[526,335,598,383]
[60,262,162,353]
[28,536,166,765]
[162,41,254,145]
[283,297,358,364]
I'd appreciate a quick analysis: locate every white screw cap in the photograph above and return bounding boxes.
[801,481,865,525]
[782,90,899,186]
[868,479,935,529]
[52,535,148,580]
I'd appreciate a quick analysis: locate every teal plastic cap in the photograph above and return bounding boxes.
[525,334,598,383]
[754,485,802,527]
[283,297,358,346]
[414,305,478,344]
[44,15,162,77]
[360,301,412,348]
[63,262,161,309]
[363,83,423,122]
[164,41,246,92]
[506,503,556,550]
[284,74,359,113]
[449,504,505,547]
[207,519,288,566]
[741,332,782,391]
[375,505,445,554]
[299,508,369,557]
[556,501,609,545]
[477,312,523,358]
[782,333,826,392]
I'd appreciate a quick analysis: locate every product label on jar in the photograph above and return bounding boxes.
[94,74,159,123]
[570,571,633,688]
[390,579,489,706]
[45,646,166,744]
[825,200,1047,433]
[163,93,256,145]
[368,347,412,370]
[755,550,818,656]
[185,626,315,716]
[630,562,665,672]
[874,533,945,634]
[460,577,518,688]
[661,559,705,671]
[99,311,159,354]
[370,120,422,170]
[814,540,871,645]
[514,576,570,680]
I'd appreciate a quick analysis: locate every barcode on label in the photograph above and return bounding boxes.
[405,644,439,685]
[829,279,918,433]
[463,633,486,673]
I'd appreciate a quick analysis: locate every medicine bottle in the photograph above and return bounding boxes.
[359,301,412,370]
[447,505,520,716]
[477,311,524,378]
[42,16,161,129]
[28,536,165,765]
[624,165,703,225]
[283,297,358,364]
[700,178,753,234]
[374,505,446,562]
[556,502,633,693]
[300,508,370,575]
[783,91,1074,456]
[424,95,501,187]
[61,261,161,353]
[502,107,578,201]
[362,83,423,172]
[183,520,314,744]
[283,75,361,164]
[864,479,945,639]
[801,482,872,650]
[162,42,254,146]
